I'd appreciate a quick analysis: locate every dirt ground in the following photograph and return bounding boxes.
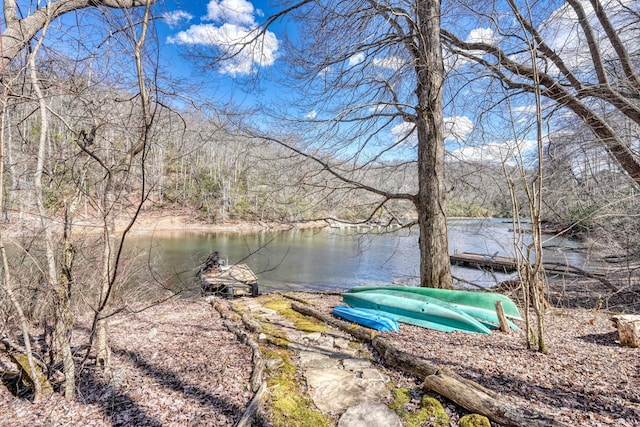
[1,282,639,426]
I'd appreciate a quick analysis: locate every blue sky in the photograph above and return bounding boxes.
[156,0,481,160]
[154,0,543,164]
[151,0,293,127]
[159,0,277,76]
[153,0,638,165]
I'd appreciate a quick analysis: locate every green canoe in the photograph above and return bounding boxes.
[342,292,492,334]
[347,288,519,330]
[348,285,523,321]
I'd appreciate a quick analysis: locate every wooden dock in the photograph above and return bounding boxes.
[200,264,259,297]
[450,252,518,273]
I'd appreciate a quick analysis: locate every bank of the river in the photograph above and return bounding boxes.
[4,208,330,238]
[1,288,638,427]
[115,210,330,235]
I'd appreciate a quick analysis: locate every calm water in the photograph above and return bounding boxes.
[127,219,589,295]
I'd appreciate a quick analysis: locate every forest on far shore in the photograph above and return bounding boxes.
[4,75,638,257]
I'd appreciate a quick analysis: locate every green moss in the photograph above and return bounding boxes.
[389,388,412,419]
[389,389,450,427]
[260,321,292,347]
[263,348,332,426]
[261,296,328,333]
[420,395,450,427]
[459,413,491,427]
[390,387,412,409]
[247,296,332,424]
[9,353,53,397]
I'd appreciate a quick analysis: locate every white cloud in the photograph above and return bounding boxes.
[207,0,256,26]
[168,0,277,76]
[466,27,495,44]
[163,10,193,28]
[513,105,537,115]
[444,116,473,141]
[348,53,365,67]
[449,139,537,165]
[305,110,317,119]
[373,56,405,71]
[390,115,473,145]
[391,122,415,140]
[445,27,497,71]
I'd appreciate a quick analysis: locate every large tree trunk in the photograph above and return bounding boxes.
[415,0,452,289]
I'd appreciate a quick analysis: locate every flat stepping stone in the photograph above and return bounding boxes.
[338,402,402,427]
[238,299,395,420]
[342,358,371,371]
[304,368,390,413]
[298,350,341,370]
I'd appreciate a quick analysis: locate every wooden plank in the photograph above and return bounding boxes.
[201,264,258,285]
[449,252,518,273]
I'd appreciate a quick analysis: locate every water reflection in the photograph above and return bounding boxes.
[128,219,588,294]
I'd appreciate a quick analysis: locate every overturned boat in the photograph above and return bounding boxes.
[342,291,492,334]
[347,286,521,330]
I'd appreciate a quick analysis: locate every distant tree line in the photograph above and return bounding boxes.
[0,66,524,225]
[4,63,635,229]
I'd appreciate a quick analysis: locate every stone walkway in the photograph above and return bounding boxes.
[240,299,402,426]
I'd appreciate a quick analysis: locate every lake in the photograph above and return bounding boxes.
[127,219,590,295]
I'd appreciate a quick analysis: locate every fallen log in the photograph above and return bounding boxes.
[423,370,567,427]
[291,303,495,395]
[235,381,266,427]
[291,301,569,427]
[222,319,265,393]
[542,261,617,291]
[211,298,265,392]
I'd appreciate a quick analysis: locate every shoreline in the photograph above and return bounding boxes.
[2,209,331,237]
[5,209,549,239]
[119,216,330,235]
[2,292,637,426]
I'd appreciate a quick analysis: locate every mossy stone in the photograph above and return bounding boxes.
[459,413,491,427]
[262,348,332,426]
[262,296,328,333]
[389,389,450,427]
[419,395,450,427]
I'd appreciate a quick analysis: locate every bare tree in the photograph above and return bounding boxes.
[1,0,156,69]
[1,0,158,398]
[0,83,45,402]
[440,0,640,349]
[212,0,454,288]
[89,1,155,372]
[441,0,640,188]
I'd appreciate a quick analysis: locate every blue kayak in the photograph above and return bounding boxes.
[332,305,400,332]
[342,292,492,334]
